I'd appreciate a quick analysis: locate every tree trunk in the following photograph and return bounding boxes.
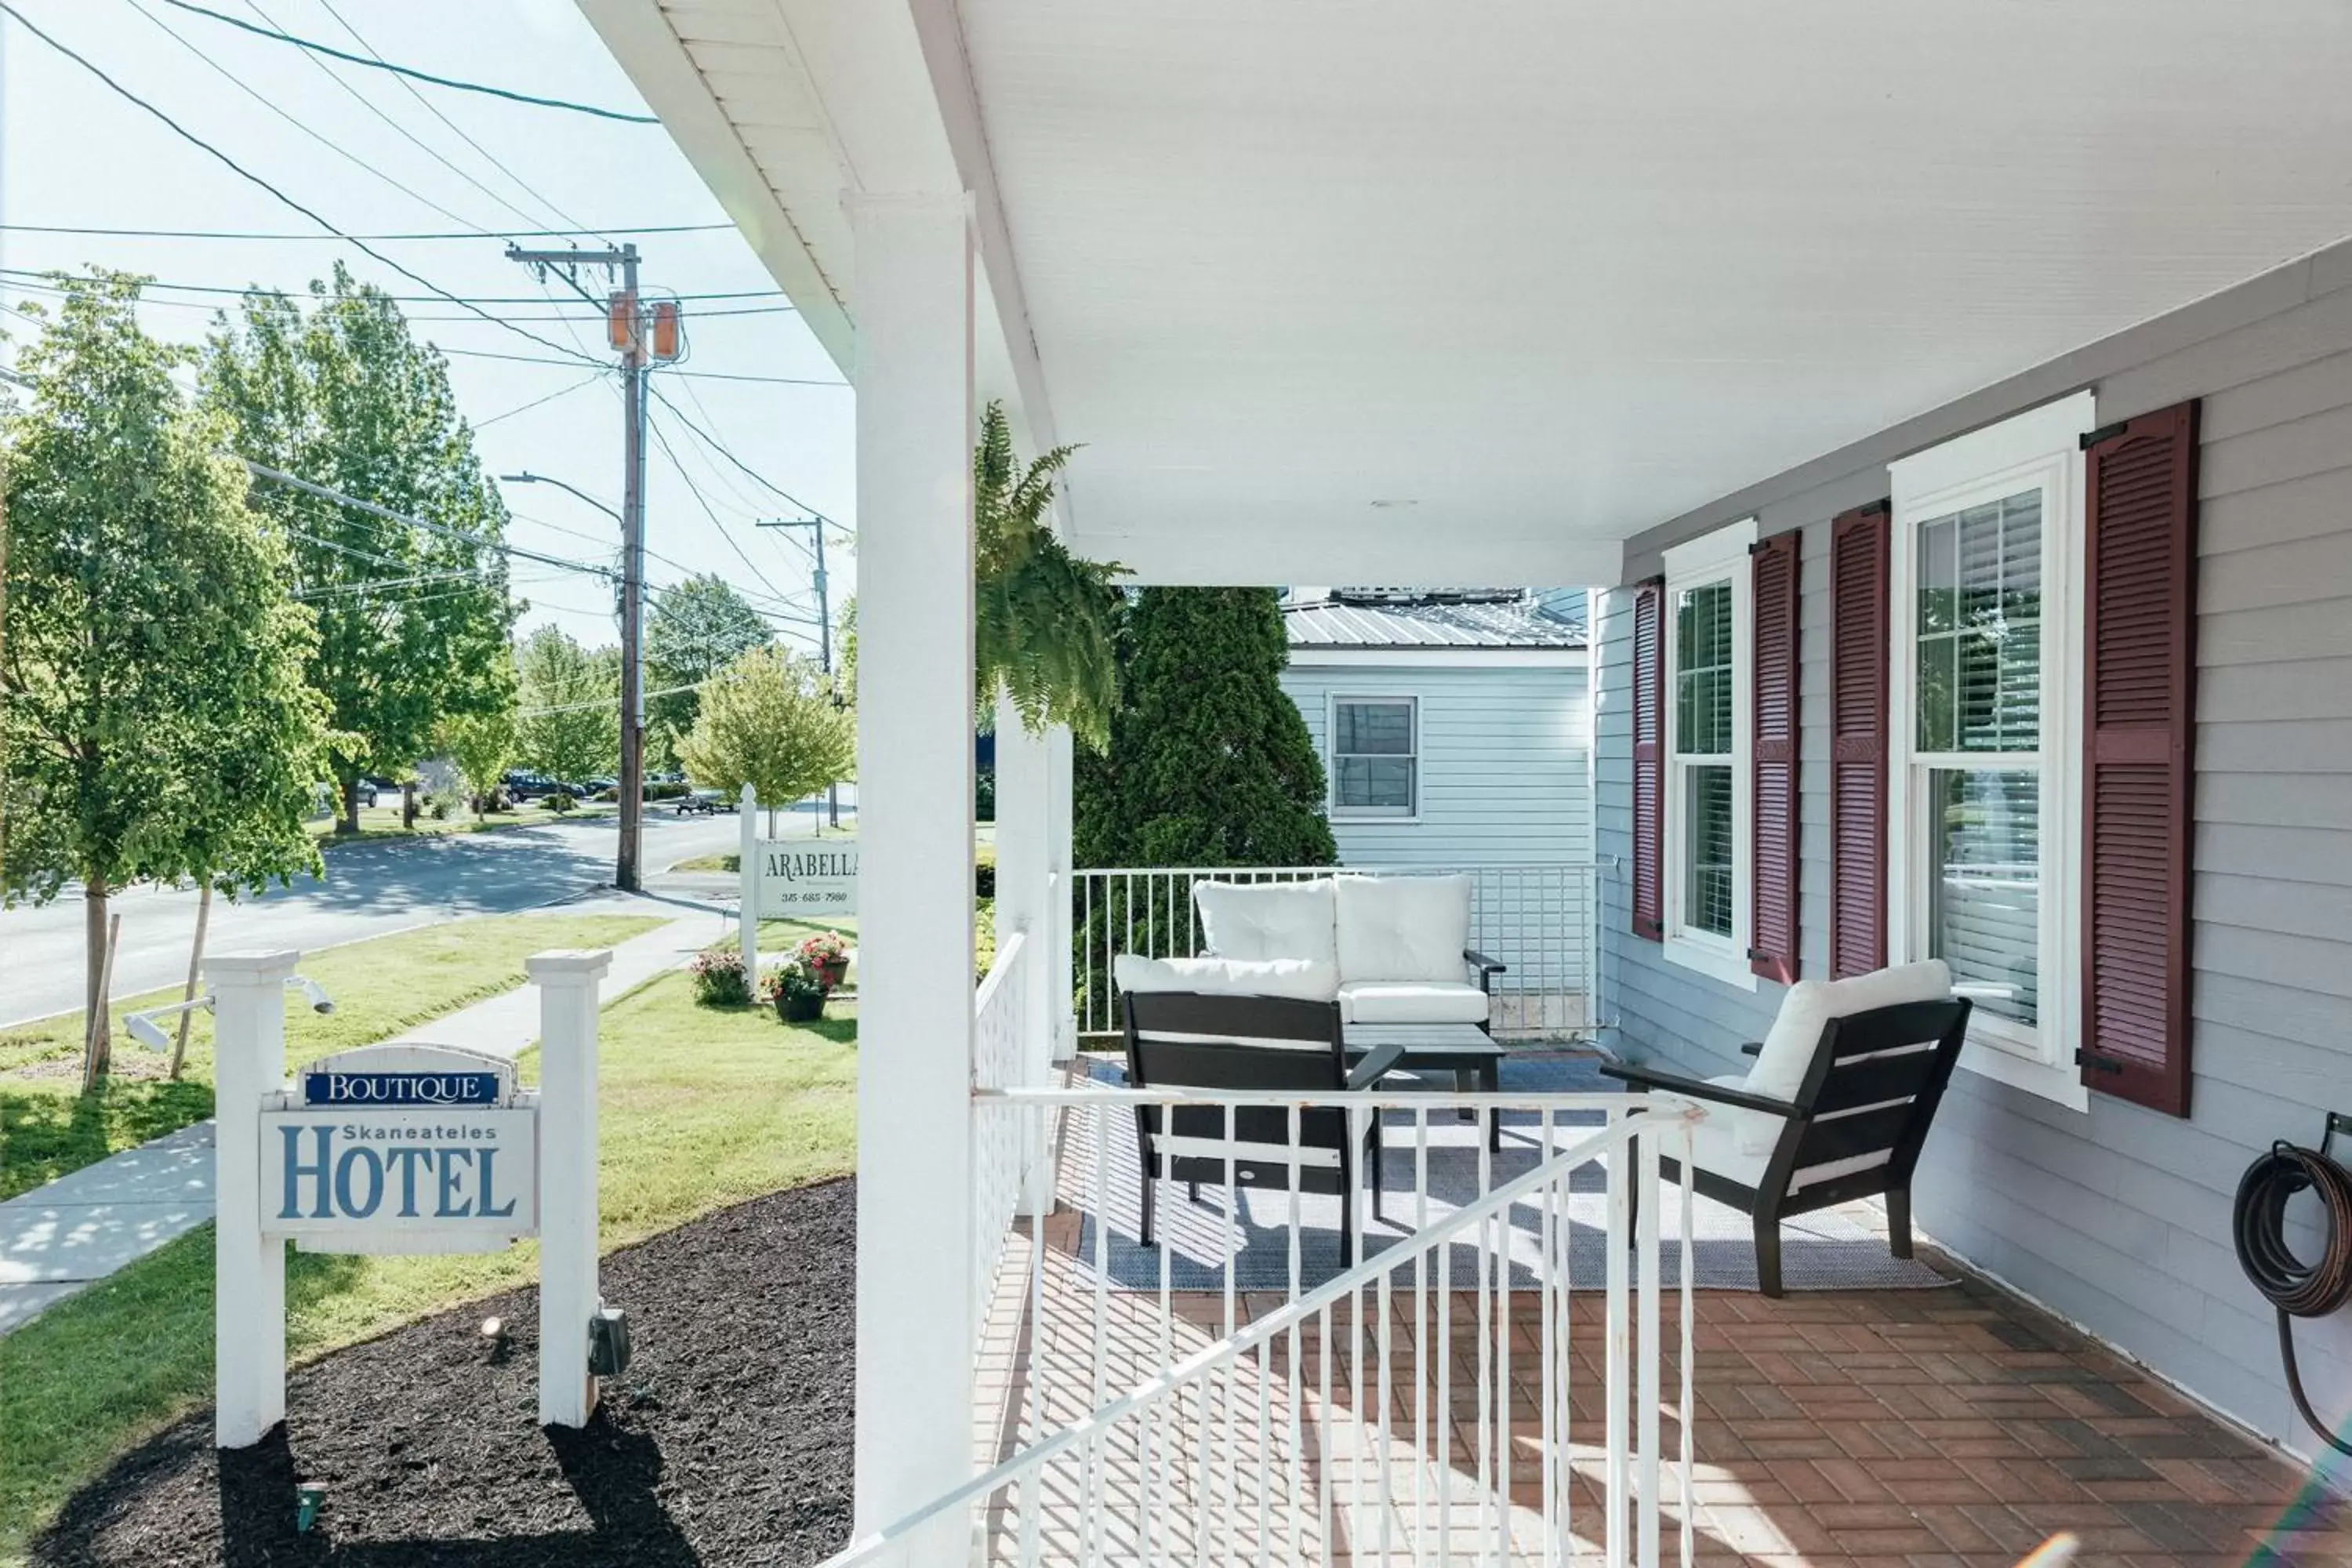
[169,882,213,1080]
[402,779,417,829]
[340,772,361,835]
[83,896,119,1089]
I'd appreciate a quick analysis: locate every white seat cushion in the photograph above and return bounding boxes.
[1193,880,1338,967]
[1745,960,1954,1105]
[1683,1102,1890,1195]
[1334,874,1472,984]
[1336,979,1491,1025]
[1113,953,1339,1001]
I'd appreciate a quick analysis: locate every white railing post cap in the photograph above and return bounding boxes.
[205,949,302,982]
[526,949,615,984]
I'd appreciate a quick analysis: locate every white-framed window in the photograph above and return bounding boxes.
[1329,695,1417,819]
[1661,518,1757,989]
[1887,390,2094,1111]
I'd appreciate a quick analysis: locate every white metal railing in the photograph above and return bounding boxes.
[970,930,1034,1341]
[837,1084,1700,1568]
[1072,864,1602,1042]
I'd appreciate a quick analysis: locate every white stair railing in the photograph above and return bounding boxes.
[970,930,1034,1344]
[839,1085,1700,1568]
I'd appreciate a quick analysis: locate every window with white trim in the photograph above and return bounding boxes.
[1661,518,1756,989]
[1888,391,2094,1110]
[1330,696,1417,818]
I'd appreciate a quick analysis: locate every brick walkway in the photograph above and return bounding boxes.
[978,1218,2339,1566]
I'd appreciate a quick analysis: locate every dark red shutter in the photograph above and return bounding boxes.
[1749,532,1802,983]
[1828,503,1889,979]
[1630,577,1665,942]
[2081,401,2198,1116]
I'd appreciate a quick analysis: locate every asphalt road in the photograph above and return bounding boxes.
[0,808,771,1029]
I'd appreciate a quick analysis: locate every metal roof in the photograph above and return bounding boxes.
[1282,591,1587,650]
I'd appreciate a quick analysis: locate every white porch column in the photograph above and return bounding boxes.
[850,192,978,1556]
[209,948,297,1449]
[1045,724,1076,1062]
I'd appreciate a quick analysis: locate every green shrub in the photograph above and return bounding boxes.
[688,946,750,1007]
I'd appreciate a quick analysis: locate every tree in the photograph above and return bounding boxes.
[202,263,517,833]
[1076,587,1337,868]
[436,700,518,820]
[1,274,326,1080]
[833,594,857,709]
[974,401,1122,746]
[514,627,619,791]
[677,645,854,835]
[646,573,770,768]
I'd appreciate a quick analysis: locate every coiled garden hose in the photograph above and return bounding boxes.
[2233,1141,2352,1456]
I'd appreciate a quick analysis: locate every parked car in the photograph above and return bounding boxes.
[503,770,557,800]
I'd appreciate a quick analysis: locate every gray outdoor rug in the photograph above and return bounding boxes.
[1064,1053,1951,1293]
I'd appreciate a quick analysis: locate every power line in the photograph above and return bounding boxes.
[649,382,840,528]
[314,0,608,245]
[0,277,794,321]
[474,371,608,429]
[642,405,798,608]
[0,2,606,368]
[244,459,612,579]
[434,343,845,387]
[238,0,548,237]
[122,0,494,235]
[0,222,734,241]
[151,0,661,124]
[0,269,783,303]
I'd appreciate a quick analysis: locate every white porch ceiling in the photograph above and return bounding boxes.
[586,0,2352,585]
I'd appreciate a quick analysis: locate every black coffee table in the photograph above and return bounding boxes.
[1343,1022,1507,1151]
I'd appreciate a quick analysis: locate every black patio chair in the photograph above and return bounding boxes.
[1123,990,1408,1267]
[1599,997,1973,1295]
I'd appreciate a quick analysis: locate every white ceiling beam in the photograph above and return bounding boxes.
[1076,528,1622,590]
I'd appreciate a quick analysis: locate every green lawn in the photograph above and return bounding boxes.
[0,912,663,1201]
[0,970,856,1558]
[309,801,615,844]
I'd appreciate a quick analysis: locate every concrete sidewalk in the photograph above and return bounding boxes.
[0,908,717,1335]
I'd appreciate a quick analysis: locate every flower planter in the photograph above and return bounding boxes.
[775,990,825,1023]
[814,957,849,991]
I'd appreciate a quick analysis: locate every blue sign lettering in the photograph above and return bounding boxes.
[303,1071,500,1107]
[274,1123,522,1225]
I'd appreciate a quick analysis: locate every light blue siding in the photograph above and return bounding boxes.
[1595,234,2352,1459]
[1279,662,1592,868]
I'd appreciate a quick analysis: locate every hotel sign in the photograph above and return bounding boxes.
[260,1044,537,1253]
[756,836,858,918]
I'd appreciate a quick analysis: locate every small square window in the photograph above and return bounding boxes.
[1331,699,1416,818]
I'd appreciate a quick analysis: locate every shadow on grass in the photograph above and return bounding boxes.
[0,1080,216,1200]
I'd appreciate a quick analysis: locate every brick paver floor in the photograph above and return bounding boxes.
[975,1207,2341,1566]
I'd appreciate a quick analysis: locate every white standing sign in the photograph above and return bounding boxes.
[260,1043,538,1252]
[210,948,612,1449]
[757,835,861,918]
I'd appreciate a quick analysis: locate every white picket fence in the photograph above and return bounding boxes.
[1072,864,1602,1041]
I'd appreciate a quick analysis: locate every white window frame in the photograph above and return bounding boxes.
[1327,693,1420,822]
[1659,517,1758,991]
[1887,391,2094,1112]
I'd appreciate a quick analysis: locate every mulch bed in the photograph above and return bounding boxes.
[31,1179,858,1567]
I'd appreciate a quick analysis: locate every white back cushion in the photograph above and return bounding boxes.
[1746,959,1953,1102]
[1113,953,1340,1002]
[1192,880,1338,966]
[1334,874,1472,983]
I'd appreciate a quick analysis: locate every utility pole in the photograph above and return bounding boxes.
[757,517,840,827]
[506,244,680,890]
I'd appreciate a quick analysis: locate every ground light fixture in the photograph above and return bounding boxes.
[119,975,333,1051]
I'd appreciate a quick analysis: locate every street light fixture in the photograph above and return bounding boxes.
[499,471,622,525]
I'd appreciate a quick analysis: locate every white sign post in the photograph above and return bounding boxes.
[211,946,612,1448]
[739,782,760,981]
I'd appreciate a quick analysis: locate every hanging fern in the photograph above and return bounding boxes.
[975,399,1123,749]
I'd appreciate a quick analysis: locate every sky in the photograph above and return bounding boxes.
[0,0,854,657]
